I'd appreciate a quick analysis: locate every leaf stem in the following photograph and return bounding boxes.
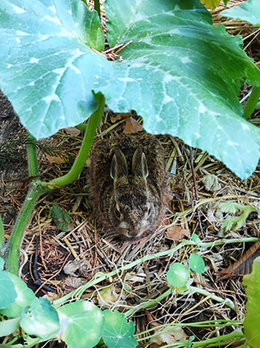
[191,331,244,347]
[125,288,173,318]
[5,179,47,275]
[124,282,236,319]
[0,215,4,249]
[94,0,101,17]
[44,93,104,190]
[243,86,260,119]
[136,319,242,340]
[53,237,258,306]
[5,94,104,274]
[187,285,236,311]
[26,135,39,177]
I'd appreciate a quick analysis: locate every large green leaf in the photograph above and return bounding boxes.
[58,301,104,348]
[0,318,20,337]
[20,298,60,339]
[0,271,35,318]
[221,0,260,27]
[105,0,260,180]
[0,272,16,311]
[0,0,259,179]
[243,256,260,347]
[0,0,106,139]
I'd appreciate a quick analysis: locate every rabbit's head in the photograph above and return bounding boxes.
[108,146,160,239]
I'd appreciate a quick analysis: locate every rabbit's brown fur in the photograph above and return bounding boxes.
[89,132,168,239]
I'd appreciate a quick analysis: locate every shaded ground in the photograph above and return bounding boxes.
[1,1,260,347]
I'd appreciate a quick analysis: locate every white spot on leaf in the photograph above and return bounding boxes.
[53,68,64,75]
[198,103,206,113]
[70,65,80,74]
[48,5,56,14]
[43,94,60,103]
[43,15,61,25]
[241,123,250,131]
[227,140,239,146]
[163,95,173,104]
[83,301,94,311]
[11,4,26,14]
[29,57,39,64]
[181,56,191,64]
[16,30,28,36]
[118,77,135,82]
[169,28,180,35]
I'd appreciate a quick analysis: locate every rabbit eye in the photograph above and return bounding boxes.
[114,207,121,220]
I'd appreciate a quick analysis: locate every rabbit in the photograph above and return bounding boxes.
[89,132,169,239]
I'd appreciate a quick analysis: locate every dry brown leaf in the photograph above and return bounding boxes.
[63,259,88,276]
[64,127,81,136]
[110,112,131,123]
[123,116,143,134]
[165,225,190,241]
[218,239,260,278]
[97,285,119,307]
[149,327,187,347]
[45,153,66,164]
[63,277,85,290]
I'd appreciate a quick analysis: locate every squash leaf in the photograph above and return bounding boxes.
[0,0,259,179]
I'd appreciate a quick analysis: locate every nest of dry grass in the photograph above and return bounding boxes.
[1,1,260,347]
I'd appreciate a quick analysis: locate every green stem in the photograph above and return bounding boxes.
[191,331,244,347]
[136,319,242,340]
[26,135,39,177]
[0,214,4,249]
[243,86,260,120]
[124,281,236,319]
[44,93,104,190]
[125,288,172,318]
[94,0,100,17]
[5,94,104,274]
[53,237,258,306]
[187,286,235,311]
[6,179,47,274]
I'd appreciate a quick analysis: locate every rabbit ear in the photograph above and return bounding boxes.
[132,147,149,179]
[110,147,128,180]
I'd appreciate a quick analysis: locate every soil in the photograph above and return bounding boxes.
[0,91,28,225]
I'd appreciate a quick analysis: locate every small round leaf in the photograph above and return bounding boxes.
[191,233,201,244]
[167,263,190,289]
[102,310,137,348]
[188,254,205,274]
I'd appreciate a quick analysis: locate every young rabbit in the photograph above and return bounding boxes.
[89,132,168,239]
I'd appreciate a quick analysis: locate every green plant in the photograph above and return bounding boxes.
[220,201,260,231]
[0,0,258,271]
[0,0,259,346]
[0,0,259,180]
[243,256,260,348]
[1,238,258,347]
[0,258,137,348]
[221,0,260,27]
